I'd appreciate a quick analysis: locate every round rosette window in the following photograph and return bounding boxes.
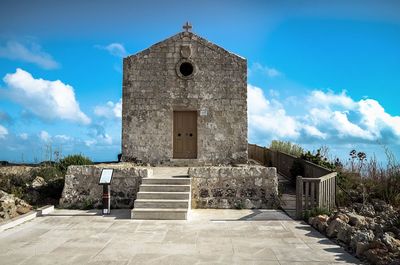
[176,59,196,79]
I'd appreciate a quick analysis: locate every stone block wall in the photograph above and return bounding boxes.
[122,31,248,165]
[189,166,278,209]
[59,164,152,209]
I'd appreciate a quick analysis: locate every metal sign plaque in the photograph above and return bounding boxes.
[200,108,208,116]
[99,169,113,184]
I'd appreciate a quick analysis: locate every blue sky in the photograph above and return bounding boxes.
[0,0,400,164]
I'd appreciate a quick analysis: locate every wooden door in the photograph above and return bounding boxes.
[173,111,197,159]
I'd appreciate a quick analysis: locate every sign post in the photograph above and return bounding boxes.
[99,169,113,215]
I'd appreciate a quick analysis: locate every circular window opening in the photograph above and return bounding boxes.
[179,62,194,77]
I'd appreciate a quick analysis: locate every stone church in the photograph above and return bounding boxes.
[121,23,248,165]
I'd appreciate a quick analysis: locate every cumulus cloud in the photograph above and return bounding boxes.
[251,62,282,78]
[248,85,400,146]
[96,43,127,58]
[0,125,8,139]
[39,130,51,142]
[2,68,90,125]
[0,41,59,70]
[308,90,356,109]
[248,84,300,140]
[94,99,122,119]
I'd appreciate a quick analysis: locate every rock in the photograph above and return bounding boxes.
[327,218,347,238]
[350,230,374,251]
[331,212,350,224]
[337,223,353,244]
[0,190,32,221]
[369,239,388,251]
[31,176,46,189]
[364,248,390,265]
[372,199,391,212]
[356,241,370,257]
[347,212,367,227]
[359,204,376,218]
[311,215,329,233]
[382,233,400,253]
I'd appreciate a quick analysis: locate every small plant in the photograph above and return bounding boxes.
[303,207,331,221]
[81,198,94,210]
[234,199,245,209]
[270,140,304,157]
[57,154,93,174]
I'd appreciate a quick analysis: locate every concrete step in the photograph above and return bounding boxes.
[139,184,190,192]
[134,199,189,209]
[142,178,190,185]
[131,208,187,220]
[137,191,190,200]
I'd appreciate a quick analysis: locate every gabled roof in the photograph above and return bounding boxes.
[125,31,245,62]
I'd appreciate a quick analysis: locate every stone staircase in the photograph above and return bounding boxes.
[131,176,191,220]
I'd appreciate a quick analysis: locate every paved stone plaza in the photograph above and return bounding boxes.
[0,209,361,265]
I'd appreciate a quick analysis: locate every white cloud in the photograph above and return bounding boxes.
[248,84,300,139]
[303,125,327,139]
[0,41,59,70]
[308,90,356,109]
[2,68,91,125]
[39,131,51,142]
[96,43,127,58]
[94,99,122,119]
[358,99,400,137]
[248,85,400,145]
[85,139,97,147]
[19,133,28,140]
[0,125,8,139]
[85,134,112,147]
[251,62,282,78]
[54,134,71,142]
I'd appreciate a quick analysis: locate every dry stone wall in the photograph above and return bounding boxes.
[122,31,248,165]
[59,164,152,209]
[189,166,278,209]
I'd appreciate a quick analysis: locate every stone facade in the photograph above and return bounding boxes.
[122,31,248,165]
[59,164,152,209]
[189,166,278,209]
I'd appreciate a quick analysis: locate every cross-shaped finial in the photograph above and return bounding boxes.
[183,21,192,32]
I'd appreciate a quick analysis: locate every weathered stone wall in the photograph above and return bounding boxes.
[189,166,278,209]
[122,31,248,165]
[59,164,152,209]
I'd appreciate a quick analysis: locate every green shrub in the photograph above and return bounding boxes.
[58,154,93,174]
[303,207,331,221]
[81,198,94,210]
[301,149,336,170]
[270,140,304,157]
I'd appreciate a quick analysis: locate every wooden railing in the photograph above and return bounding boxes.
[296,172,337,219]
[248,143,337,219]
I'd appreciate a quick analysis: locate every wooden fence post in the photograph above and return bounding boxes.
[296,176,303,220]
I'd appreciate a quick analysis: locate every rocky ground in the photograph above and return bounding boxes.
[309,200,400,265]
[0,190,32,222]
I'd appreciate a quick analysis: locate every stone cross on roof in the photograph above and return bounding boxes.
[183,21,192,32]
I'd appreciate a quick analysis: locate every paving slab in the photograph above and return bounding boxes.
[0,209,361,265]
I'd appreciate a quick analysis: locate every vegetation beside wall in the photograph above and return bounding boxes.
[0,154,93,207]
[269,140,400,208]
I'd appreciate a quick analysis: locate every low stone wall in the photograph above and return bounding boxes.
[189,166,278,209]
[59,163,152,209]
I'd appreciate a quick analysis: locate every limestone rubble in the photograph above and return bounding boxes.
[309,200,400,265]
